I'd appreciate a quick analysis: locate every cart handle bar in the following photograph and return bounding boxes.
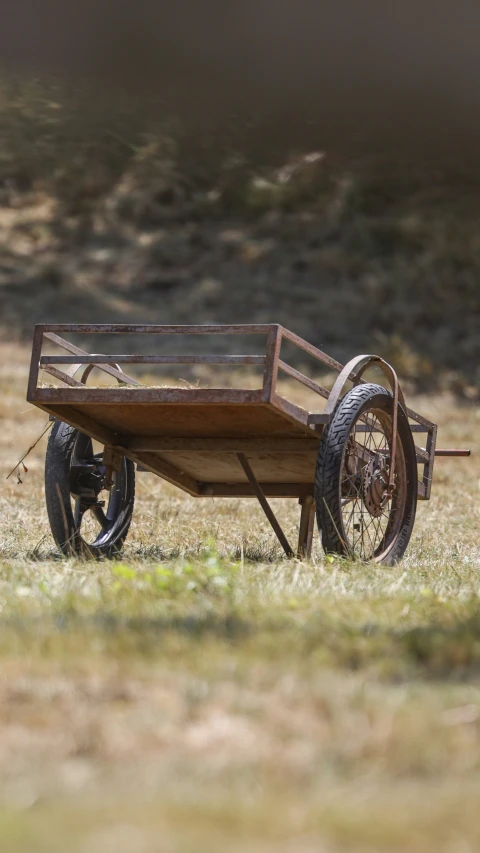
[435,449,471,457]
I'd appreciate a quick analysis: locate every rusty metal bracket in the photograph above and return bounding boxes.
[237,453,294,557]
[103,447,123,473]
[102,446,123,489]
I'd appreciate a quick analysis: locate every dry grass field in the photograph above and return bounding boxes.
[0,342,479,852]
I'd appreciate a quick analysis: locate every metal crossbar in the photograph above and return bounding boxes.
[40,354,266,365]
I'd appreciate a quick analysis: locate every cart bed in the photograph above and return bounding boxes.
[29,392,322,497]
[27,323,436,500]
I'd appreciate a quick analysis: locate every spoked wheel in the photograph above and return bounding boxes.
[45,421,135,557]
[315,383,417,565]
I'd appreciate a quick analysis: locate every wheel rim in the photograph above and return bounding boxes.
[69,434,127,550]
[339,407,407,561]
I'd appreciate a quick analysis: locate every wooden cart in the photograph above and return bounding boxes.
[27,324,470,564]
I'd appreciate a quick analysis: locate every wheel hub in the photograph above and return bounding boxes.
[362,454,390,517]
[69,464,105,502]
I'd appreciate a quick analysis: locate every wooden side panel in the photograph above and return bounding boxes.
[41,400,314,439]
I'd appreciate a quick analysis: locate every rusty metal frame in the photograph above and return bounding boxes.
[27,323,469,557]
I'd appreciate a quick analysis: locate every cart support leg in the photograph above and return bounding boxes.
[236,453,294,557]
[297,496,315,560]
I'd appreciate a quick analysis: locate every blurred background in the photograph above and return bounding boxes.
[0,0,479,395]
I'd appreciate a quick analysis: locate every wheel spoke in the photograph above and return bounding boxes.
[73,497,85,529]
[345,496,361,532]
[92,505,110,530]
[362,513,383,556]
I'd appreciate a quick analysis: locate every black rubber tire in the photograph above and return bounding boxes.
[315,383,417,565]
[45,420,135,557]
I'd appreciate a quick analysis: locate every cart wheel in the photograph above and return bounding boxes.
[45,421,135,557]
[315,383,417,565]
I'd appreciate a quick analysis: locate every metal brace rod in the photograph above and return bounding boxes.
[236,453,294,557]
